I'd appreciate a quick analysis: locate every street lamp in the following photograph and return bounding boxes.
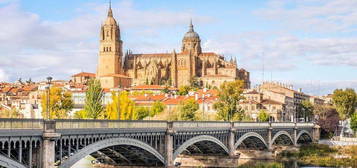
[46,76,52,120]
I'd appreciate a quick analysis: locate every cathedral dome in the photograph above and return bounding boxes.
[183,20,200,40]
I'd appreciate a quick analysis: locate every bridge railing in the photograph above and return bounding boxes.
[0,118,43,129]
[271,122,295,127]
[296,122,314,127]
[172,121,230,128]
[233,122,270,128]
[55,119,168,129]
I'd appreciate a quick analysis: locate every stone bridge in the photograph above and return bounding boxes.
[0,119,320,168]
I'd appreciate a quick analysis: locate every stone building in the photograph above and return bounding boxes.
[97,4,250,89]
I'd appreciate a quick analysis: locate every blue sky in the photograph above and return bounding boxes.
[0,0,356,95]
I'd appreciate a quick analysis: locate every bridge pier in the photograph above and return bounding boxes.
[42,120,61,168]
[267,124,273,151]
[165,122,174,167]
[312,124,320,143]
[228,122,236,157]
[293,124,298,146]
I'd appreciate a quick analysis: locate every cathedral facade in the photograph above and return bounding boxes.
[97,5,250,89]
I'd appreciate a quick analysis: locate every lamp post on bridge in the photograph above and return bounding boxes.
[46,76,52,120]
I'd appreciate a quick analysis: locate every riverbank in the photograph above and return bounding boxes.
[278,144,357,167]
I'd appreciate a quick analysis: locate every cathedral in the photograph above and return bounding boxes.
[97,4,250,89]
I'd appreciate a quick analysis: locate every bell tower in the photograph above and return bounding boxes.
[97,1,123,77]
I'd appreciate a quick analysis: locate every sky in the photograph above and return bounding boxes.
[0,0,356,95]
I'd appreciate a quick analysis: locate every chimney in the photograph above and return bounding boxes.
[174,94,177,99]
[298,88,302,92]
[195,93,199,101]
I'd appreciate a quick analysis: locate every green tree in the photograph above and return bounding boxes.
[179,98,199,121]
[258,109,269,122]
[299,100,314,121]
[0,108,22,118]
[41,87,73,119]
[150,101,165,117]
[134,107,150,120]
[213,80,245,121]
[177,85,191,95]
[351,112,357,133]
[83,79,104,119]
[73,109,86,119]
[332,88,357,120]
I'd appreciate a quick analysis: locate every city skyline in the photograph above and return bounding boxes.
[0,0,357,95]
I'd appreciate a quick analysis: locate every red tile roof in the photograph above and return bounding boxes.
[162,96,189,105]
[72,72,96,77]
[130,94,167,101]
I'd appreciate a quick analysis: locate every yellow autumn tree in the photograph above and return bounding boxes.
[105,91,135,120]
[41,87,73,119]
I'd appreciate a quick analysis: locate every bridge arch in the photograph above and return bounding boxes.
[234,132,268,149]
[59,137,165,168]
[173,135,229,159]
[0,154,27,168]
[272,131,294,145]
[296,130,313,144]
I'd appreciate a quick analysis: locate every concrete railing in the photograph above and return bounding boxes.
[0,118,43,129]
[234,122,270,128]
[271,122,295,127]
[0,119,315,130]
[172,121,230,128]
[296,122,314,127]
[55,119,168,129]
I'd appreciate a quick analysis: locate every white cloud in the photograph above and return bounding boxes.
[255,0,357,33]
[0,69,9,82]
[0,0,214,82]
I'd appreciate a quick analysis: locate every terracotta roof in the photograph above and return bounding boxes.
[261,99,283,105]
[196,96,218,104]
[130,94,167,101]
[72,72,96,77]
[195,89,219,97]
[22,85,38,91]
[2,87,13,93]
[162,96,190,105]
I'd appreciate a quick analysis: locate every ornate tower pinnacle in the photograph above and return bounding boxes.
[108,0,113,17]
[189,18,194,32]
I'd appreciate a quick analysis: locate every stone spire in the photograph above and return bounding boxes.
[189,18,194,32]
[108,0,113,17]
